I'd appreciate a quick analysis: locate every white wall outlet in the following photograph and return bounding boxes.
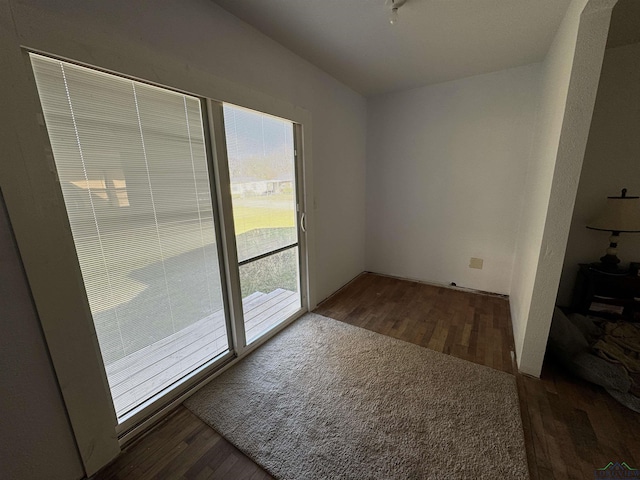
[469,257,483,269]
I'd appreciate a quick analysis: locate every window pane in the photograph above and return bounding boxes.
[223,104,302,343]
[30,54,229,419]
[223,105,297,263]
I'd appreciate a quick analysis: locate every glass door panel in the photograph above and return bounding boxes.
[223,104,302,343]
[30,54,231,420]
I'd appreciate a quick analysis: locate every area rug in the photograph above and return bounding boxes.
[185,313,529,479]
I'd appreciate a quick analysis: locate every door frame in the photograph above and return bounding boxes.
[208,100,308,356]
[214,100,308,348]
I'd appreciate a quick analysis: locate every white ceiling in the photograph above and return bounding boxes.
[212,0,572,96]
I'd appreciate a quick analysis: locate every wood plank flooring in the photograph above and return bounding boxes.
[95,272,640,480]
[315,272,515,374]
[518,362,640,479]
[97,407,272,480]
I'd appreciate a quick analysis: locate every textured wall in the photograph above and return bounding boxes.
[509,0,616,376]
[0,193,83,480]
[366,64,541,295]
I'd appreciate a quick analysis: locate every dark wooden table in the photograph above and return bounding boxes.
[572,263,640,320]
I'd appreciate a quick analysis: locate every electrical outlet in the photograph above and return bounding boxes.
[469,257,483,269]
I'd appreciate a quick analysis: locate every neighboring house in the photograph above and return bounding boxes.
[230,175,294,197]
[230,176,270,196]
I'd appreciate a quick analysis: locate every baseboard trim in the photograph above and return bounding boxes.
[364,270,509,299]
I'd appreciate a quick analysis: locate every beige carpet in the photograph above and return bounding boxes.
[185,313,529,479]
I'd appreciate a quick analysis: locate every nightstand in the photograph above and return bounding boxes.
[572,263,640,320]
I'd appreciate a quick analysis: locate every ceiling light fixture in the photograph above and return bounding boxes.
[388,0,407,25]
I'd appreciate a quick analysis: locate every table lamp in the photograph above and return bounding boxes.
[586,188,640,272]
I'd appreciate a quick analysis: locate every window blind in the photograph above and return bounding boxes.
[30,54,228,418]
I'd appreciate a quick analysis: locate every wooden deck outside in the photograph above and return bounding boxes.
[108,288,300,418]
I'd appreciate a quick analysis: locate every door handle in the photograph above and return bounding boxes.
[300,212,307,233]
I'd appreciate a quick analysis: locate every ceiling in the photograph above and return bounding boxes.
[212,0,572,96]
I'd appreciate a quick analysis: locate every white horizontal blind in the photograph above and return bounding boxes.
[30,54,228,419]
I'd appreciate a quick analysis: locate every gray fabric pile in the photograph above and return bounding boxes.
[547,307,640,412]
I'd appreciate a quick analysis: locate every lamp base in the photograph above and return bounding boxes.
[592,232,624,273]
[600,252,620,266]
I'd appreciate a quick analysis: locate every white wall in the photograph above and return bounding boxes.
[0,194,84,480]
[8,0,367,305]
[557,41,640,305]
[509,0,616,376]
[1,0,367,474]
[366,64,541,295]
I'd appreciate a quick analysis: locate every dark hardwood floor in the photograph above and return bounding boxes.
[97,406,272,480]
[315,272,515,374]
[518,362,640,479]
[95,272,640,480]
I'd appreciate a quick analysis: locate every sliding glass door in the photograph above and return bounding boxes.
[29,53,306,425]
[223,105,303,344]
[30,54,231,420]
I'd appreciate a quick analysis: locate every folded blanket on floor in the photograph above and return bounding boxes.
[593,322,640,397]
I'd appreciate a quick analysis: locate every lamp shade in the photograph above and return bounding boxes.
[587,190,640,233]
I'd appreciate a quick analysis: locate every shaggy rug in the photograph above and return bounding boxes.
[185,313,529,479]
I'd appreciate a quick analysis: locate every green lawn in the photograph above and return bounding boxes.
[231,193,296,234]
